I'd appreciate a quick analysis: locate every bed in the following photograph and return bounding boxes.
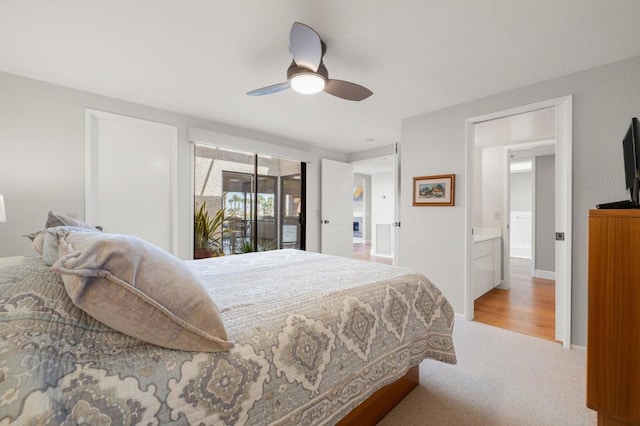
[0,231,456,425]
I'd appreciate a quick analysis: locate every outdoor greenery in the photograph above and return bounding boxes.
[239,238,276,253]
[224,192,275,218]
[194,202,225,255]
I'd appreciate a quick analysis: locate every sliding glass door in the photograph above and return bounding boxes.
[194,144,305,256]
[281,174,303,249]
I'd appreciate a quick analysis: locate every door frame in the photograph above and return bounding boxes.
[393,142,401,266]
[464,95,573,348]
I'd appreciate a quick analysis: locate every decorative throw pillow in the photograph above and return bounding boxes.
[51,230,234,352]
[45,211,95,229]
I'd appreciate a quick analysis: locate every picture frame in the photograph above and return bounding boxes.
[412,174,455,206]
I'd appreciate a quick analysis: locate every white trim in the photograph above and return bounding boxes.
[393,142,401,266]
[534,269,556,280]
[501,145,511,290]
[467,97,571,124]
[370,251,393,258]
[189,143,196,259]
[530,156,537,277]
[189,128,312,163]
[464,121,475,321]
[464,95,573,348]
[555,96,573,349]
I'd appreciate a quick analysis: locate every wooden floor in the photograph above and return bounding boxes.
[474,261,556,342]
[356,248,555,341]
[353,242,393,265]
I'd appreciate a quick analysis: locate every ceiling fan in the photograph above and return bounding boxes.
[247,22,373,101]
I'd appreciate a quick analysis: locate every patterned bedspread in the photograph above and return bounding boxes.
[0,250,456,425]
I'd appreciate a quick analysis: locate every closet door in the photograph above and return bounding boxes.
[85,109,178,254]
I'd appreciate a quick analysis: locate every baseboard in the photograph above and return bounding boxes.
[370,251,393,258]
[570,344,586,353]
[534,269,555,280]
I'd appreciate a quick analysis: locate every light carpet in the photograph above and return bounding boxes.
[379,318,596,425]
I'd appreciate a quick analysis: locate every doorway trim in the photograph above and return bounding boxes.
[464,95,573,348]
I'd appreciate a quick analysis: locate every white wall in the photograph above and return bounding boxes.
[371,171,394,255]
[481,147,505,229]
[401,55,640,347]
[510,170,533,259]
[511,171,532,211]
[0,71,347,258]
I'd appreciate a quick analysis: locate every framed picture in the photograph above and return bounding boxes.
[412,174,455,206]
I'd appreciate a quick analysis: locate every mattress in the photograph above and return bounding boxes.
[0,249,456,425]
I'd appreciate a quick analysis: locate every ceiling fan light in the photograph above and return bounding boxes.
[290,73,326,94]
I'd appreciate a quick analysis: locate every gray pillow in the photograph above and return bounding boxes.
[23,212,98,260]
[45,211,95,229]
[24,226,101,265]
[51,230,234,352]
[43,226,101,266]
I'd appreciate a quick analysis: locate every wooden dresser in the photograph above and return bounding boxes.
[587,209,640,425]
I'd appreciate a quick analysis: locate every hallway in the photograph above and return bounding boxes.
[353,242,392,265]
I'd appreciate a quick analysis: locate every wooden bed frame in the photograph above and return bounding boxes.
[337,365,419,425]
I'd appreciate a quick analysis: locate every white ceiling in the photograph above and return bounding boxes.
[352,155,395,175]
[2,1,640,154]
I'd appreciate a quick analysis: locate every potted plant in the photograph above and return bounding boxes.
[194,202,225,259]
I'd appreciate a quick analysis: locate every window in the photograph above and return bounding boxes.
[194,144,305,256]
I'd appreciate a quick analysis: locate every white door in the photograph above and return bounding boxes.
[85,109,178,254]
[392,143,401,265]
[321,158,353,257]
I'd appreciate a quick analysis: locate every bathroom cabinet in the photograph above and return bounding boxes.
[473,236,501,299]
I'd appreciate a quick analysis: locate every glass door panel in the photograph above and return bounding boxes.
[222,171,254,254]
[281,175,302,249]
[256,175,277,251]
[194,143,304,256]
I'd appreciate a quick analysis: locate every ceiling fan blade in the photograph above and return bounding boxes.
[289,22,322,72]
[247,82,290,96]
[324,79,373,101]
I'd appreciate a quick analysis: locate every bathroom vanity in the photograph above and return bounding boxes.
[473,234,502,299]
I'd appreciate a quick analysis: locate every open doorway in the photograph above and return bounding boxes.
[351,155,395,265]
[473,138,557,341]
[466,97,573,347]
[509,158,534,275]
